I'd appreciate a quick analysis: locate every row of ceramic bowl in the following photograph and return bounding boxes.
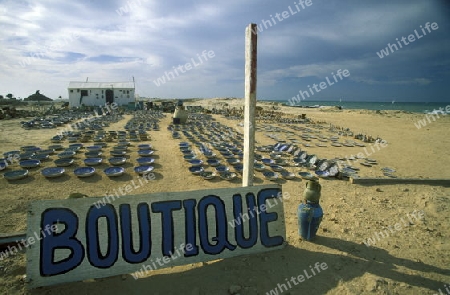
[180,135,298,177]
[3,142,157,180]
[187,161,296,181]
[4,145,154,167]
[187,166,237,181]
[15,155,156,169]
[174,118,327,182]
[175,120,284,181]
[124,111,163,132]
[178,142,237,181]
[179,114,358,181]
[4,142,153,159]
[179,138,297,181]
[174,126,240,181]
[56,148,154,159]
[53,135,150,143]
[3,165,155,181]
[180,118,332,180]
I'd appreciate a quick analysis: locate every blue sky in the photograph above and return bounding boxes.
[0,0,449,102]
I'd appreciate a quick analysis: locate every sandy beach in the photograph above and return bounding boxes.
[0,98,449,295]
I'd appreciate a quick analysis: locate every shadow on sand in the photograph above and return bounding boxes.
[30,236,449,294]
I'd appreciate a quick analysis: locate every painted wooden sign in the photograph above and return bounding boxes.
[26,184,286,288]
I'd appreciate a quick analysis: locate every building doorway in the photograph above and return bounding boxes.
[105,89,114,104]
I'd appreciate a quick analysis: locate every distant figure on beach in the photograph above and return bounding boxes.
[173,100,188,124]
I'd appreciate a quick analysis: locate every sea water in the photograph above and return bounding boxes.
[262,100,448,114]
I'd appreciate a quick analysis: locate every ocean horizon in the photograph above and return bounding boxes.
[259,100,449,114]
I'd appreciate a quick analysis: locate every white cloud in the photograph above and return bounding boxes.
[0,0,447,100]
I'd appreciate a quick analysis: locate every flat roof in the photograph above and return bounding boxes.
[68,82,135,89]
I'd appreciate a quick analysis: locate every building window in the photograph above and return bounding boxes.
[127,90,129,94]
[70,90,73,93]
[77,89,80,92]
[81,90,88,96]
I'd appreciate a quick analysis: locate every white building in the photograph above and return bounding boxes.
[68,81,135,107]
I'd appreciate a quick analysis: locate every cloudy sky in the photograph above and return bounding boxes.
[0,0,449,102]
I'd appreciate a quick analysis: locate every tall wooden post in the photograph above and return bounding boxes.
[243,24,257,187]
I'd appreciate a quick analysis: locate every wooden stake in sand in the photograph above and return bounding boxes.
[243,23,257,187]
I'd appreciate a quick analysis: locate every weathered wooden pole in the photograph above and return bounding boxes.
[243,23,257,187]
